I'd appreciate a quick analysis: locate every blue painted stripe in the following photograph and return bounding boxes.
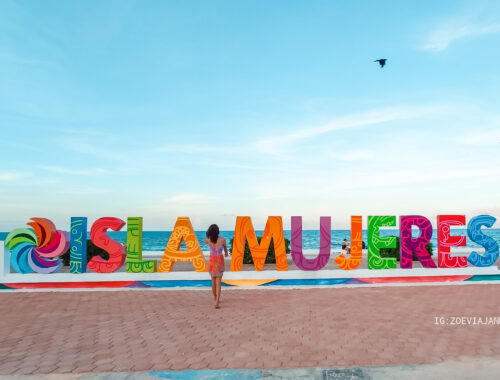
[464,274,500,281]
[141,280,231,288]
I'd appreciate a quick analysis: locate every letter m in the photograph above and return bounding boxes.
[230,216,287,271]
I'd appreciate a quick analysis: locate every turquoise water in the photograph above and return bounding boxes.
[1,229,499,251]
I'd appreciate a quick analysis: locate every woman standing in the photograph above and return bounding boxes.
[205,224,228,308]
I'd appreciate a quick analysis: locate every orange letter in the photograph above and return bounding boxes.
[230,216,287,271]
[158,217,207,272]
[335,216,363,270]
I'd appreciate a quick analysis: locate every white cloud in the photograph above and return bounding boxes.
[201,161,293,172]
[253,105,446,154]
[164,193,213,203]
[62,128,107,136]
[247,164,500,202]
[0,172,29,181]
[153,144,238,154]
[61,187,112,195]
[53,137,127,161]
[330,149,375,161]
[32,178,61,185]
[421,19,500,52]
[344,167,500,190]
[39,165,111,176]
[460,130,500,146]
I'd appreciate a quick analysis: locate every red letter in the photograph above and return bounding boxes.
[88,217,126,273]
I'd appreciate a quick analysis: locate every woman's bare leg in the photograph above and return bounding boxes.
[215,276,222,308]
[211,277,216,301]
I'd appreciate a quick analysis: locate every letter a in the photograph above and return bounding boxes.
[158,217,207,272]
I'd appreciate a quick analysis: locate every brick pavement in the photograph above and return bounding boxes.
[0,284,499,376]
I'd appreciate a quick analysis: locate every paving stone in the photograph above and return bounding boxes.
[0,284,499,375]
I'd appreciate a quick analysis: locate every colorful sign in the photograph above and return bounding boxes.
[69,217,87,274]
[2,215,499,275]
[231,216,287,271]
[5,218,68,274]
[126,217,156,273]
[158,217,207,272]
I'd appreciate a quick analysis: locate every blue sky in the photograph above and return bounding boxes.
[1,0,499,231]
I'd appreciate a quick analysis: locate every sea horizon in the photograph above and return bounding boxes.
[2,228,499,252]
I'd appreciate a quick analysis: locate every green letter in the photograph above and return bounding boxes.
[368,216,397,269]
[126,217,156,273]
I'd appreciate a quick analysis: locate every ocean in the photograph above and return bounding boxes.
[2,229,499,252]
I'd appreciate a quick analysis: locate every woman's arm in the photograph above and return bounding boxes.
[204,238,209,244]
[223,238,229,257]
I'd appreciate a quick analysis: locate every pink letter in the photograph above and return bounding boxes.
[400,215,436,269]
[437,215,467,268]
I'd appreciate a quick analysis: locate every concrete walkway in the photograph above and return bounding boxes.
[0,285,499,377]
[1,357,500,379]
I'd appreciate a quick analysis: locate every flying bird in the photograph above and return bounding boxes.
[374,59,387,68]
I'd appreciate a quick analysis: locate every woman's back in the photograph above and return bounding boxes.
[209,238,224,255]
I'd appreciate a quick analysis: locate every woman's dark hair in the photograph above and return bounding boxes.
[206,224,220,244]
